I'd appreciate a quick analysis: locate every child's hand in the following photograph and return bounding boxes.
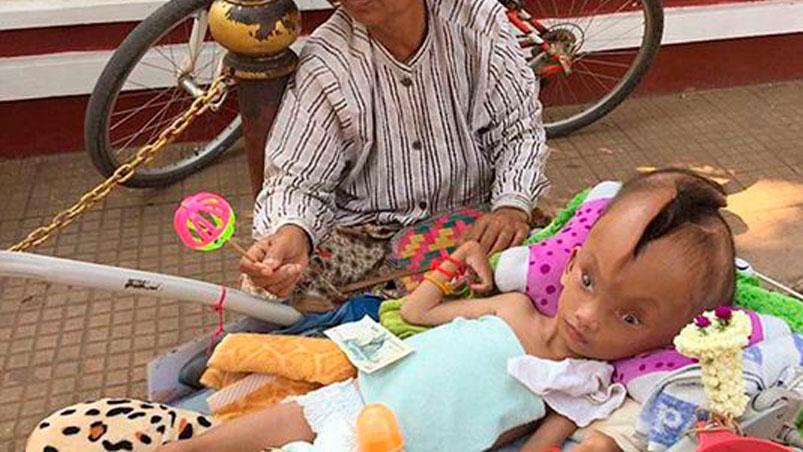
[454,241,494,294]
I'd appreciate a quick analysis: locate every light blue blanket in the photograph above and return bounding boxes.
[359,316,545,452]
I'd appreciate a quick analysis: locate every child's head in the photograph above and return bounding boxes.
[557,169,736,360]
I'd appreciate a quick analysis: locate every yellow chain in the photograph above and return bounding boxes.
[7,75,229,253]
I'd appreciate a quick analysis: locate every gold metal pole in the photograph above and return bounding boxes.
[209,0,301,197]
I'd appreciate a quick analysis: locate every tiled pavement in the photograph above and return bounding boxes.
[2,80,802,450]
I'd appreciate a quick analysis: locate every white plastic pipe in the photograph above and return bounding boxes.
[0,251,303,325]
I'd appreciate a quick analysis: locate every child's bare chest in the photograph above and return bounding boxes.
[497,301,566,361]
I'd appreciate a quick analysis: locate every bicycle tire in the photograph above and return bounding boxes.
[541,0,664,138]
[85,0,242,188]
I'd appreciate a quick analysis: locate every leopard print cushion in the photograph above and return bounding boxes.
[26,398,217,452]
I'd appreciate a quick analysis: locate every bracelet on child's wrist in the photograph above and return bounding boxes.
[436,248,467,272]
[434,266,456,279]
[442,255,466,272]
[423,274,453,296]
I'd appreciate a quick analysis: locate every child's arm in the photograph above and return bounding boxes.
[520,412,578,452]
[400,241,504,326]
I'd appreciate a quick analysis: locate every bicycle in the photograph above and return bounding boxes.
[84,0,663,188]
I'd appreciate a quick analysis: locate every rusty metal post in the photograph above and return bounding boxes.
[208,0,301,197]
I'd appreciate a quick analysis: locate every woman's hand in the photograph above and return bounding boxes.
[240,225,311,297]
[463,207,530,255]
[453,241,495,295]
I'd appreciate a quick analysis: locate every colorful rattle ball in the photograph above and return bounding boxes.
[173,192,237,252]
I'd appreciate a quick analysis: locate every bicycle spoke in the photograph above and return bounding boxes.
[574,68,621,83]
[581,0,626,36]
[112,102,182,152]
[112,95,180,118]
[590,22,646,47]
[552,73,568,106]
[112,90,185,149]
[185,19,192,67]
[559,74,582,106]
[111,88,174,121]
[194,45,222,76]
[109,90,172,132]
[575,62,618,89]
[530,0,551,26]
[550,0,560,22]
[210,44,219,82]
[585,12,642,40]
[153,46,181,73]
[113,103,187,153]
[110,97,185,134]
[137,59,177,74]
[574,63,601,102]
[575,56,630,68]
[586,49,640,57]
[139,91,180,153]
[123,79,162,91]
[146,103,196,166]
[110,88,172,100]
[584,9,644,46]
[576,0,594,20]
[167,40,178,73]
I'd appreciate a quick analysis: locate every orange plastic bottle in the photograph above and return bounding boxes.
[356,404,404,452]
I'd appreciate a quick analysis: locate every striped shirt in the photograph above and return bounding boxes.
[254,0,549,246]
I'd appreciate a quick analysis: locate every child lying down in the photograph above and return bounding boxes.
[158,169,737,452]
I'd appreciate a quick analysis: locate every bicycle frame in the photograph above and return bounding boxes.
[503,1,573,76]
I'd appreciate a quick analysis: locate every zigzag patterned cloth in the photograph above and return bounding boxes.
[388,209,484,291]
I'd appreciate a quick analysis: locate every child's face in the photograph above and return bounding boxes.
[555,190,699,360]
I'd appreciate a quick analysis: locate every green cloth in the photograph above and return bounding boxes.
[379,298,429,339]
[734,273,803,334]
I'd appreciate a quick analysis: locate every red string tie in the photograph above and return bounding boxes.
[207,286,227,355]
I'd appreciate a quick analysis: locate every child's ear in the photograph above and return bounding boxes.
[560,247,581,285]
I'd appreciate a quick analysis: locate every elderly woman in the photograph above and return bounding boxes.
[241,0,549,310]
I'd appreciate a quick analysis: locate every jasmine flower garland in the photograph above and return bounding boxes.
[673,307,752,419]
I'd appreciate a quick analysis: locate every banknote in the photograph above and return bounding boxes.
[325,316,414,374]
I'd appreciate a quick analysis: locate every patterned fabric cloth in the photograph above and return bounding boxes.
[389,208,484,291]
[253,0,549,247]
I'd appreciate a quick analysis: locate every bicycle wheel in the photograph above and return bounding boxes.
[517,0,663,137]
[85,0,241,188]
